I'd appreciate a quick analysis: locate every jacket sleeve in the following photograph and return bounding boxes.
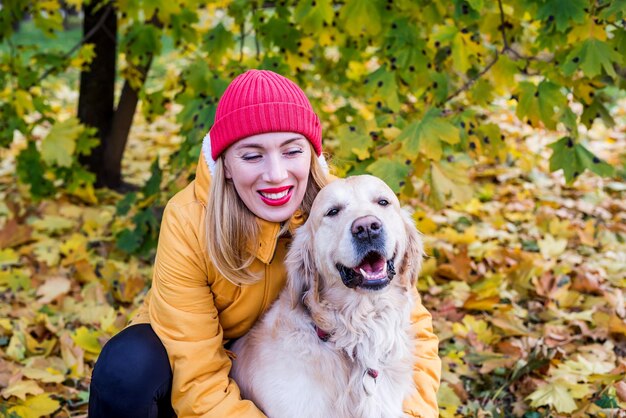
[149,202,266,417]
[403,288,441,418]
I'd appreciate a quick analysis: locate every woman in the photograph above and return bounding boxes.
[88,70,441,417]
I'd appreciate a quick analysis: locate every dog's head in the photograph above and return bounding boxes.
[286,175,424,306]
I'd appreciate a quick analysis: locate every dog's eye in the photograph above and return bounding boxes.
[378,199,389,206]
[325,208,340,217]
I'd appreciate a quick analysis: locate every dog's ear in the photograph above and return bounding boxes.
[399,209,425,288]
[285,223,319,309]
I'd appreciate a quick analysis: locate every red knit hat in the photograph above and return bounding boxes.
[210,70,322,159]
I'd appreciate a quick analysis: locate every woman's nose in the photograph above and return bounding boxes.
[263,155,288,183]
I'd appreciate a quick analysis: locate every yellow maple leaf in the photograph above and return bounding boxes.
[0,379,43,401]
[527,379,590,413]
[22,367,65,384]
[59,332,85,379]
[59,233,89,265]
[8,393,60,418]
[435,226,477,245]
[0,318,11,332]
[14,90,35,118]
[0,248,19,267]
[25,332,57,357]
[538,234,568,259]
[413,211,438,235]
[437,382,462,418]
[429,161,473,209]
[41,118,83,168]
[33,238,61,266]
[71,326,102,355]
[31,215,76,234]
[452,315,498,345]
[6,331,26,362]
[36,276,71,304]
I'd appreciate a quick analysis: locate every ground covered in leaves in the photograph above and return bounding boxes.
[1,82,625,417]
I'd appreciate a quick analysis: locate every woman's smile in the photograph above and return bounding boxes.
[258,186,293,206]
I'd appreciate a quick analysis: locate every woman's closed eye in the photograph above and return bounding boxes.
[241,153,262,162]
[284,148,304,157]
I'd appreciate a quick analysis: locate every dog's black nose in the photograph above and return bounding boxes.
[351,216,382,241]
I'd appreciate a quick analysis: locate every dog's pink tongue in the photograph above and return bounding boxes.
[361,258,384,273]
[354,257,386,278]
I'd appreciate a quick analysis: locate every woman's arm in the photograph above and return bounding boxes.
[403,288,442,418]
[149,201,265,417]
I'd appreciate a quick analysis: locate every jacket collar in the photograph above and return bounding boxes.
[195,152,305,263]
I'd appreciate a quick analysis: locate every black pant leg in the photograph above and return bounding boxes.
[88,324,175,418]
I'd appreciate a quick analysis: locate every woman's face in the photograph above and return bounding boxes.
[223,132,312,223]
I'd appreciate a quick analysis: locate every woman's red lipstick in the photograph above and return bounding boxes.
[258,186,293,206]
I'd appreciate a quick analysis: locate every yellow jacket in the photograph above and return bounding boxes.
[131,153,441,417]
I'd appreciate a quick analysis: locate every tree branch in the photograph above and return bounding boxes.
[239,20,246,62]
[37,4,113,83]
[441,0,553,105]
[441,53,500,105]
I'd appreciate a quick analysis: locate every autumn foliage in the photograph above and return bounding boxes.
[1,0,626,417]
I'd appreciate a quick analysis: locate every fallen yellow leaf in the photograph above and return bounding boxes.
[0,379,43,401]
[8,393,60,418]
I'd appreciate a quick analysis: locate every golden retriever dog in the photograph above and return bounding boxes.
[231,175,424,418]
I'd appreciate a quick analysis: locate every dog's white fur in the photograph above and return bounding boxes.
[231,175,424,418]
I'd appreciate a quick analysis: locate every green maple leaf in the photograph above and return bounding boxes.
[399,109,460,161]
[615,29,626,60]
[0,268,30,292]
[581,99,615,129]
[169,9,199,45]
[475,123,505,159]
[154,0,182,22]
[563,38,621,78]
[537,0,586,32]
[75,126,99,156]
[364,67,401,112]
[203,23,234,60]
[491,55,520,89]
[549,136,614,183]
[41,118,82,167]
[32,2,64,36]
[452,31,471,74]
[335,125,371,161]
[366,158,410,193]
[599,0,626,20]
[466,0,484,11]
[469,79,493,107]
[294,0,333,33]
[116,228,143,254]
[261,17,301,51]
[537,81,566,130]
[16,142,55,199]
[516,81,566,129]
[143,157,163,196]
[340,0,382,36]
[123,23,162,66]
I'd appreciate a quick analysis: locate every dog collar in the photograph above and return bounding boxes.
[314,324,331,342]
[366,368,379,379]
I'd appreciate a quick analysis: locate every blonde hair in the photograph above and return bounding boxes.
[206,146,329,285]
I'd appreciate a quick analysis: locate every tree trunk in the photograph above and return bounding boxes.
[103,56,153,189]
[77,0,117,187]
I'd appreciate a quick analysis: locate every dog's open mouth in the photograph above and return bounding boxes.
[337,251,396,290]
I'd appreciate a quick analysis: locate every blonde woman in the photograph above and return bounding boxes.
[88,70,441,417]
